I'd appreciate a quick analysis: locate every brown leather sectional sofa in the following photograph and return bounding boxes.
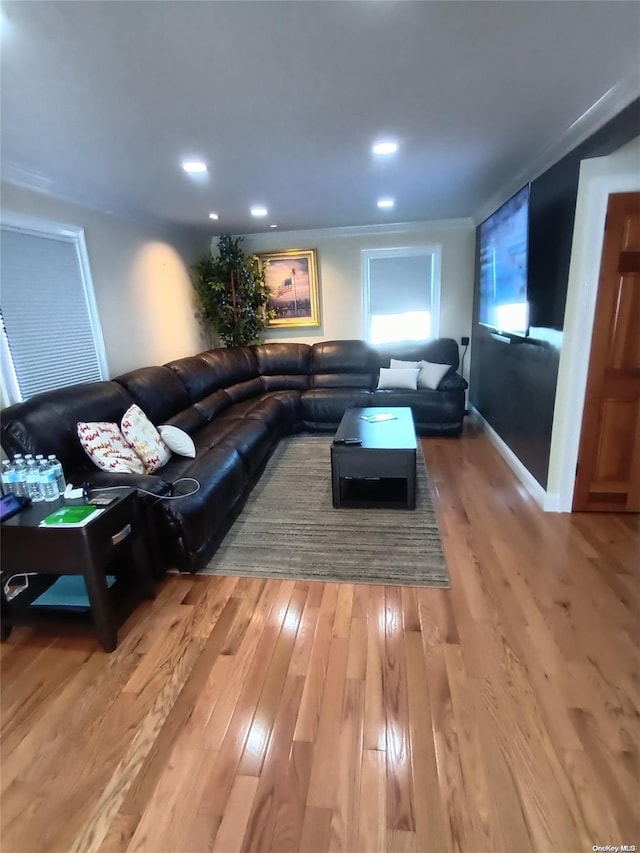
[1,339,466,574]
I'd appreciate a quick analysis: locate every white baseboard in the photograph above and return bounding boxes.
[470,407,561,512]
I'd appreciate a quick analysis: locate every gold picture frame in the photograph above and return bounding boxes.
[257,248,320,328]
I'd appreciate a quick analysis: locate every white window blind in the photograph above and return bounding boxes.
[362,247,441,344]
[0,217,107,403]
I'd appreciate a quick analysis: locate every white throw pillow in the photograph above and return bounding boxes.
[158,425,196,458]
[417,360,451,390]
[389,358,422,370]
[121,404,171,473]
[377,367,420,390]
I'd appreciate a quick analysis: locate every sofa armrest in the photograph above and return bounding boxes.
[439,372,468,391]
[80,470,172,498]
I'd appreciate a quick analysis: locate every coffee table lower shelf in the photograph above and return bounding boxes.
[334,475,412,509]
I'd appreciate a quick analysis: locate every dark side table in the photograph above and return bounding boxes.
[1,488,155,651]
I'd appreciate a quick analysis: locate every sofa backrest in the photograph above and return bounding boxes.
[310,340,377,389]
[165,354,233,425]
[0,381,134,475]
[113,366,192,425]
[373,338,460,372]
[251,343,311,392]
[196,346,263,405]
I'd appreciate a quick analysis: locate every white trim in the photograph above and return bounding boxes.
[242,217,474,242]
[1,171,167,231]
[474,71,639,225]
[471,406,558,511]
[553,169,640,512]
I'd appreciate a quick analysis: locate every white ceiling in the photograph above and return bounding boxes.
[1,1,639,236]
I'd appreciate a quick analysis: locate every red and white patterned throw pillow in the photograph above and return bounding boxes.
[77,421,146,474]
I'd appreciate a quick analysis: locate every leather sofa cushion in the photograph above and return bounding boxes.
[0,381,134,476]
[311,340,376,376]
[215,417,276,479]
[162,446,247,557]
[165,355,222,402]
[224,378,264,404]
[252,342,311,376]
[114,366,192,425]
[195,390,233,423]
[262,390,303,432]
[198,347,259,390]
[369,388,463,423]
[301,388,372,425]
[161,407,208,435]
[216,396,284,434]
[261,374,309,392]
[312,372,374,389]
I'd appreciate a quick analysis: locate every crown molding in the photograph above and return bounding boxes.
[1,169,170,232]
[241,217,474,243]
[474,69,640,225]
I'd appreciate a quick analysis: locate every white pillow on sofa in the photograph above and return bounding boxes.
[417,360,451,390]
[389,358,422,370]
[377,367,420,390]
[158,425,196,458]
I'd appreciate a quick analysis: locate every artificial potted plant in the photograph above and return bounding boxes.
[192,235,275,347]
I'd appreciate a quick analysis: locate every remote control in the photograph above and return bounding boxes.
[343,438,362,445]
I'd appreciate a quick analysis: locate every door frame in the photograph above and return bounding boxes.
[551,169,640,512]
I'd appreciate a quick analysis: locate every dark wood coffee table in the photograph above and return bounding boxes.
[331,407,417,509]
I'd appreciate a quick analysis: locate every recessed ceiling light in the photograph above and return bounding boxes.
[372,141,398,156]
[208,212,219,220]
[377,198,395,209]
[251,206,268,217]
[270,224,278,229]
[182,160,207,174]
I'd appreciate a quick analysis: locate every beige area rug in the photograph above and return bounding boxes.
[204,434,450,588]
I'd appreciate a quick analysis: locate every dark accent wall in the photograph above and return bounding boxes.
[469,99,639,489]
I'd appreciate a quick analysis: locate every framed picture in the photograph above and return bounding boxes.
[257,248,320,328]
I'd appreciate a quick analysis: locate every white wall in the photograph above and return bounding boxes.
[0,180,476,386]
[546,135,640,510]
[242,220,476,373]
[0,182,211,377]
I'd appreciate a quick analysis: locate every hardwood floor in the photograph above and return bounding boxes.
[1,422,638,852]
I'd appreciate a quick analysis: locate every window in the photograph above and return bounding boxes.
[362,247,441,344]
[0,214,107,404]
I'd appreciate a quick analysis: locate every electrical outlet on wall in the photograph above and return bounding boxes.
[461,336,470,346]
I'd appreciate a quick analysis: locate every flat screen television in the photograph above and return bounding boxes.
[478,184,530,337]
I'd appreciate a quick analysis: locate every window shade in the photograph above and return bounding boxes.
[1,226,105,400]
[368,255,432,315]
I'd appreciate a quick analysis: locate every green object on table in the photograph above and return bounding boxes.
[39,505,101,527]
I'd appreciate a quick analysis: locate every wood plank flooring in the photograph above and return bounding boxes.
[1,421,638,852]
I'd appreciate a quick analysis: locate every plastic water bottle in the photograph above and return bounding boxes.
[26,459,44,502]
[39,459,58,502]
[47,455,66,496]
[1,459,19,495]
[12,454,28,498]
